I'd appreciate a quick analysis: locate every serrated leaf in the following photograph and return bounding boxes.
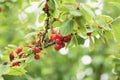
[7,67,26,76]
[60,19,74,36]
[0,65,10,75]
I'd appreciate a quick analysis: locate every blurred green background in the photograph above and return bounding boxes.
[0,0,120,80]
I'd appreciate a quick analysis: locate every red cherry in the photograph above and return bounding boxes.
[9,52,14,59]
[17,47,22,52]
[54,44,61,51]
[34,47,40,53]
[37,32,42,37]
[87,32,92,36]
[22,54,27,58]
[61,42,65,48]
[28,45,32,48]
[15,47,22,54]
[52,29,56,34]
[63,37,70,42]
[66,34,71,39]
[57,34,63,40]
[34,55,40,60]
[55,39,62,44]
[45,2,49,9]
[50,34,59,41]
[12,62,20,66]
[31,40,35,45]
[37,39,41,45]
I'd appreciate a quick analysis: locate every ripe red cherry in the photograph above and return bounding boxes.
[34,47,40,53]
[34,55,40,60]
[37,39,41,45]
[52,29,56,34]
[63,37,70,42]
[55,39,62,44]
[12,62,20,66]
[66,34,71,39]
[31,40,35,45]
[57,34,63,40]
[17,47,22,52]
[9,52,14,59]
[87,32,92,36]
[50,34,59,40]
[54,44,61,51]
[61,42,65,48]
[45,2,49,9]
[37,32,42,37]
[15,47,23,54]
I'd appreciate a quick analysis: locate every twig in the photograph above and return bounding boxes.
[107,16,120,26]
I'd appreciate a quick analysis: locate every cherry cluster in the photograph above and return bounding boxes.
[50,30,72,51]
[9,47,23,66]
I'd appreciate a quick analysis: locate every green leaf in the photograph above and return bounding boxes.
[72,34,85,46]
[38,13,46,22]
[25,54,34,63]
[69,10,82,16]
[24,32,37,39]
[98,15,113,23]
[60,19,74,36]
[109,2,120,9]
[48,0,56,14]
[0,65,10,75]
[7,67,26,76]
[81,3,95,18]
[113,58,120,64]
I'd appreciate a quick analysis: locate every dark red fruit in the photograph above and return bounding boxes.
[17,47,22,53]
[22,54,27,58]
[55,39,62,44]
[54,44,61,51]
[9,52,14,59]
[63,37,70,42]
[34,47,40,53]
[28,45,32,48]
[61,42,65,48]
[34,55,40,60]
[31,40,35,45]
[66,34,71,39]
[37,39,41,45]
[12,62,20,66]
[37,32,42,37]
[57,34,63,40]
[87,32,92,36]
[15,47,22,54]
[50,34,59,40]
[52,29,56,34]
[45,2,49,9]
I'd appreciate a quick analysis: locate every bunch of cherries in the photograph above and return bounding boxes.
[9,29,72,67]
